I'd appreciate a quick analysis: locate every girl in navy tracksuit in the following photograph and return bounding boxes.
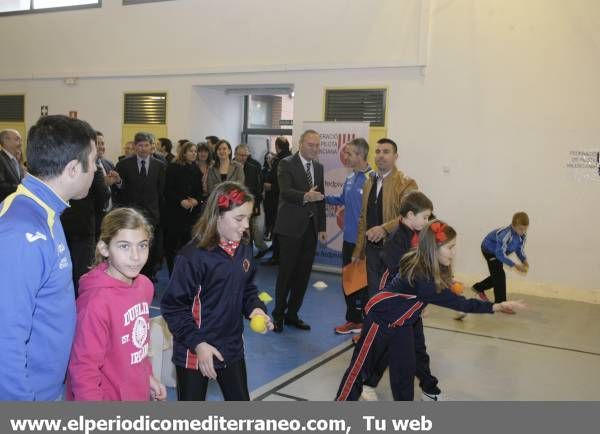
[360,191,442,400]
[161,182,273,401]
[336,220,526,401]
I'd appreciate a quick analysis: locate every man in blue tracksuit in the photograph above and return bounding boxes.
[472,212,530,307]
[0,115,98,400]
[325,138,372,335]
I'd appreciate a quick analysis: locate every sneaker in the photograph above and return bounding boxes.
[352,335,361,345]
[360,385,379,401]
[334,321,362,335]
[471,286,489,301]
[499,305,516,314]
[453,312,468,320]
[421,391,445,401]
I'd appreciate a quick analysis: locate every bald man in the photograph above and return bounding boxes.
[0,129,24,203]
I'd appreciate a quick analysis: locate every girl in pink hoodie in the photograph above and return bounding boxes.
[67,208,167,401]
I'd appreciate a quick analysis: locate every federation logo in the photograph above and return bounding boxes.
[243,258,250,273]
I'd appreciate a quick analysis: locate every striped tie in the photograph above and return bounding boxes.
[305,162,313,188]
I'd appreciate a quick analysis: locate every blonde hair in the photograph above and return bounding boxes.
[192,182,254,249]
[399,219,456,293]
[512,211,529,226]
[94,208,154,265]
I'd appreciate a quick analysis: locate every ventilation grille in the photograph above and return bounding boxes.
[124,93,167,124]
[325,89,386,127]
[0,95,25,122]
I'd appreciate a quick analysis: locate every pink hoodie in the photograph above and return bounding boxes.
[66,262,154,401]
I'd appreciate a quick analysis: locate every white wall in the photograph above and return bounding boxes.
[189,87,243,147]
[1,0,599,299]
[0,0,425,78]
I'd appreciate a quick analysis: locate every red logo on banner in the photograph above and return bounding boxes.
[337,133,356,167]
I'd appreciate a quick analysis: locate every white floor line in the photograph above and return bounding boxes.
[250,339,353,400]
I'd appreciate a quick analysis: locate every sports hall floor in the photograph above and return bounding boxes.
[150,254,600,401]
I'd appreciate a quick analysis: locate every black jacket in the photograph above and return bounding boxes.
[0,150,23,203]
[164,162,203,225]
[271,149,291,200]
[273,152,326,238]
[61,167,108,239]
[241,162,263,214]
[115,155,166,225]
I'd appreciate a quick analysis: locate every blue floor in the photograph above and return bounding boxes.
[151,255,349,400]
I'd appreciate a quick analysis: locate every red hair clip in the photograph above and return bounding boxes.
[429,221,447,244]
[217,189,246,210]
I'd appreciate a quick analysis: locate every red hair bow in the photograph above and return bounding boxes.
[218,189,246,210]
[429,221,447,243]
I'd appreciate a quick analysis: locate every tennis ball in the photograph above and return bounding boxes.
[451,282,464,295]
[250,315,267,333]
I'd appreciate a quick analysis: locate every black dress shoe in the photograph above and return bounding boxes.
[284,318,311,331]
[273,318,284,333]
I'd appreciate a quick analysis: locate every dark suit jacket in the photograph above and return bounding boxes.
[61,167,109,239]
[97,157,116,210]
[164,162,203,226]
[241,161,263,215]
[271,149,291,200]
[115,155,166,225]
[273,153,326,238]
[0,150,23,203]
[98,157,115,173]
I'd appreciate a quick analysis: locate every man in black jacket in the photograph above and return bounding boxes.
[262,136,291,265]
[272,130,326,332]
[115,132,166,278]
[234,144,269,256]
[94,131,121,238]
[61,164,108,296]
[0,129,24,203]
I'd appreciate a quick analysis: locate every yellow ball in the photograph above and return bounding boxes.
[250,315,267,333]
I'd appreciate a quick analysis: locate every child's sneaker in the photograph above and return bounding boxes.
[352,334,361,345]
[471,286,489,301]
[360,385,379,401]
[453,312,468,320]
[421,391,445,401]
[334,321,362,335]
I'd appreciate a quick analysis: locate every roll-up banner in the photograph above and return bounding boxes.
[303,121,371,272]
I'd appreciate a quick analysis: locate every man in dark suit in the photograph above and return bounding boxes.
[272,130,326,332]
[61,163,108,297]
[115,132,166,278]
[262,136,292,265]
[94,131,121,238]
[0,129,24,203]
[234,144,269,256]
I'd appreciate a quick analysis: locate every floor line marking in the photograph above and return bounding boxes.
[253,325,600,401]
[424,325,600,357]
[272,392,308,401]
[252,341,353,401]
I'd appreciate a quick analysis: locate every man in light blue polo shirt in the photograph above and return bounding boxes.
[325,138,372,335]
